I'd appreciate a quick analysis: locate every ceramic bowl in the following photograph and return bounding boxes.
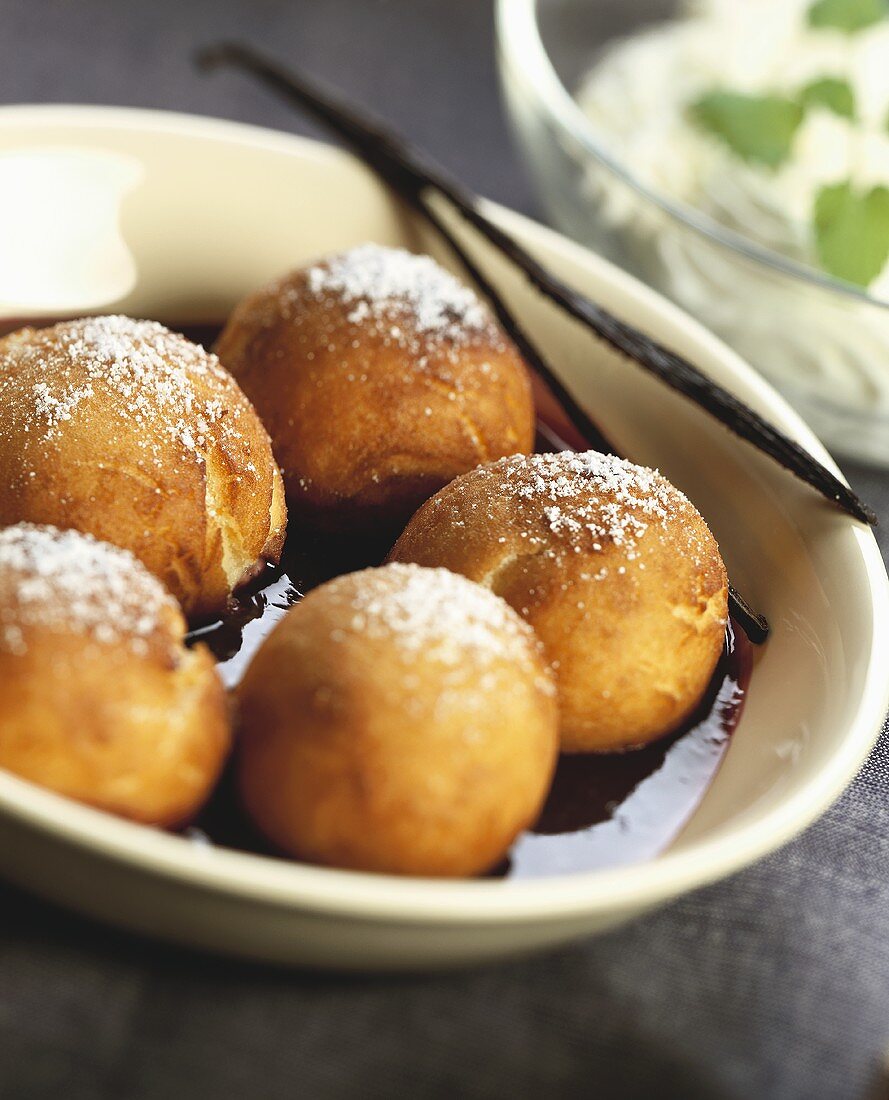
[0,106,886,970]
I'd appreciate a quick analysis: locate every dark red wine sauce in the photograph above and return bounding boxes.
[188,550,751,878]
[171,322,752,878]
[1,316,753,877]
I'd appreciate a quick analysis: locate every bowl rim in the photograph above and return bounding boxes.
[0,103,887,926]
[495,0,889,313]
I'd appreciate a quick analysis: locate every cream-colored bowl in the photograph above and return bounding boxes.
[0,106,886,971]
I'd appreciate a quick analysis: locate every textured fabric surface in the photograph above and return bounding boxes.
[1,2,888,1098]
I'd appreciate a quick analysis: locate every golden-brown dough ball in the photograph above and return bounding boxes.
[0,316,287,620]
[236,562,558,877]
[389,451,728,753]
[0,524,230,826]
[215,244,534,536]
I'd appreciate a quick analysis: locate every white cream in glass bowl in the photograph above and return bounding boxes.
[497,0,889,464]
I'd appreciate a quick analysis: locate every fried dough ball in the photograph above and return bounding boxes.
[215,244,534,537]
[0,316,287,620]
[0,524,229,826]
[389,451,729,753]
[236,563,558,877]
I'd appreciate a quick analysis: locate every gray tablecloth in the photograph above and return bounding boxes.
[1,2,888,1098]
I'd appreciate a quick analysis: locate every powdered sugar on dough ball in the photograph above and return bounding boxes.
[303,244,498,355]
[323,561,554,697]
[236,563,558,876]
[0,523,177,658]
[495,450,684,562]
[7,315,237,457]
[0,316,287,619]
[215,245,535,536]
[0,522,229,827]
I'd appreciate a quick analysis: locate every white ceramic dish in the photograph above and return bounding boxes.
[0,105,886,971]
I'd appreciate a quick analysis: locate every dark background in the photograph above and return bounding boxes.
[2,3,889,1099]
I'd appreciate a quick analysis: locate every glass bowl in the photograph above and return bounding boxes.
[496,0,889,466]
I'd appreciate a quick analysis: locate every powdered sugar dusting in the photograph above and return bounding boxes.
[331,563,552,691]
[0,315,247,467]
[31,379,95,427]
[304,244,498,350]
[0,523,177,657]
[507,451,676,554]
[437,450,701,577]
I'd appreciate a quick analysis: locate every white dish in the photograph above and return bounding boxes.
[0,105,886,971]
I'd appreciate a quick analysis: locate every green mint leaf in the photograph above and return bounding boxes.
[814,181,889,286]
[800,76,856,118]
[689,91,803,167]
[807,0,887,32]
